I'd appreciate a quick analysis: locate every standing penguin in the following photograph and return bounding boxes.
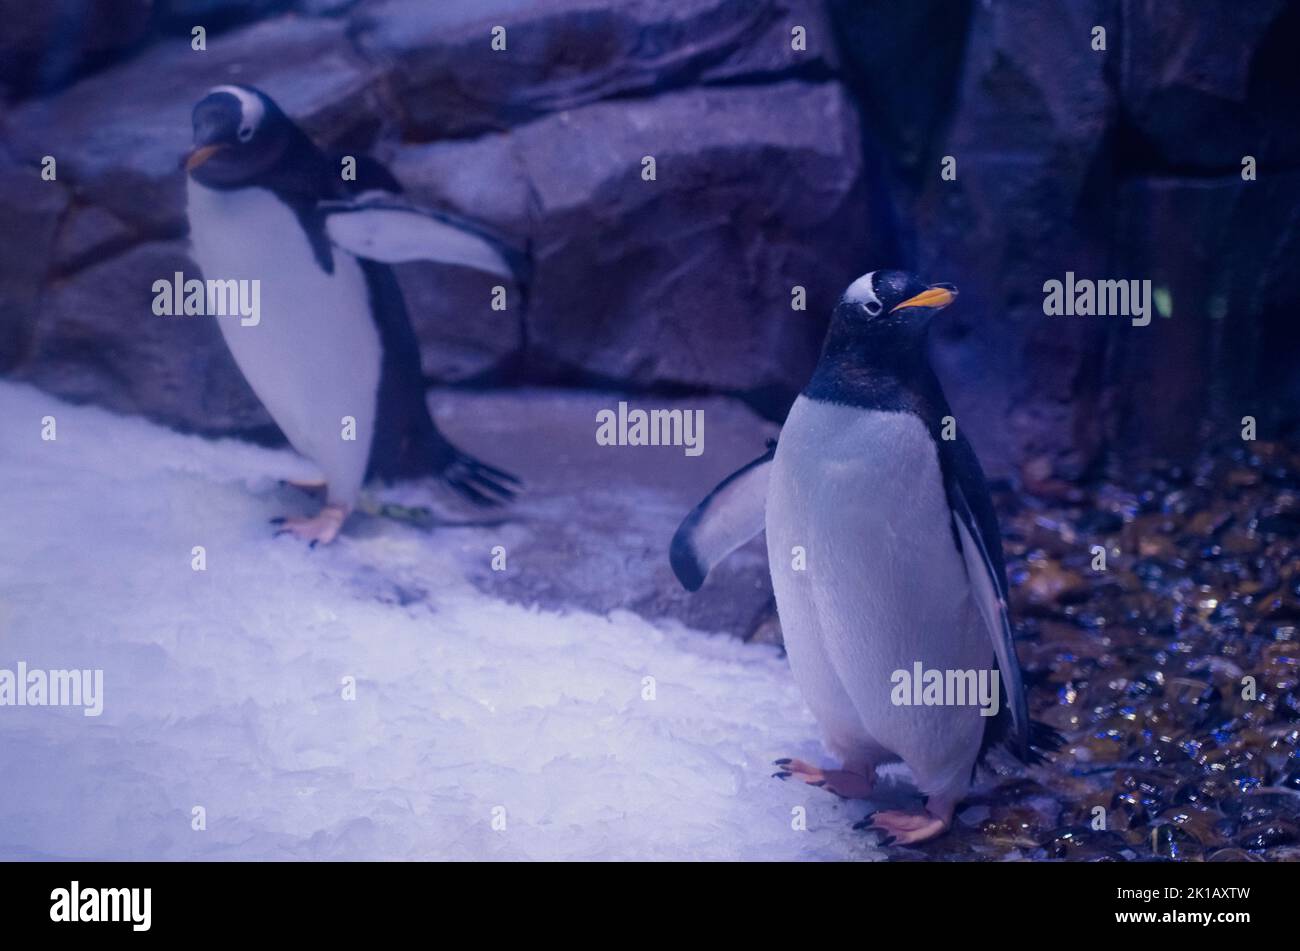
[184,85,522,544]
[671,271,1056,844]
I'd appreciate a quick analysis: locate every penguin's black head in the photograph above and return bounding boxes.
[818,270,958,370]
[808,270,959,402]
[184,85,296,187]
[835,270,958,331]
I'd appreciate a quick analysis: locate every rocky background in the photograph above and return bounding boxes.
[1,0,1298,479]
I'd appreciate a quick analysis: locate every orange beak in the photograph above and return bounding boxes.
[891,285,957,312]
[185,144,224,172]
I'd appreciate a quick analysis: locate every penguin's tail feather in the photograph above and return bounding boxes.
[442,451,522,507]
[1021,719,1066,765]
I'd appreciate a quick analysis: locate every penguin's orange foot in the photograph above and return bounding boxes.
[271,503,348,547]
[772,758,875,799]
[859,808,951,845]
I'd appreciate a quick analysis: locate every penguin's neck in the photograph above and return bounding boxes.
[804,326,951,422]
[258,133,333,208]
[247,135,337,272]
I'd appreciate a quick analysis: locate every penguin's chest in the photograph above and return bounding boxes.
[766,398,983,676]
[185,181,382,462]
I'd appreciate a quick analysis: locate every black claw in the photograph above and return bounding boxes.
[878,835,896,847]
[269,517,285,525]
[810,780,827,788]
[309,540,318,550]
[773,758,791,766]
[772,771,791,780]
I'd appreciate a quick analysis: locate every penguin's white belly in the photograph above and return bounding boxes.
[186,181,380,505]
[766,396,992,796]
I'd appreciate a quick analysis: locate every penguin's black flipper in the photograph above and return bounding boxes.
[670,442,775,592]
[323,154,524,505]
[321,196,527,286]
[941,436,1030,758]
[326,154,531,305]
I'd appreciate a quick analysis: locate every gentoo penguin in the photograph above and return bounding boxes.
[671,270,1057,844]
[184,84,522,544]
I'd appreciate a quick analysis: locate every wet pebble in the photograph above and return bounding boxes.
[923,440,1300,861]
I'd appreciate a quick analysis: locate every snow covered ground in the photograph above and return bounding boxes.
[0,381,886,860]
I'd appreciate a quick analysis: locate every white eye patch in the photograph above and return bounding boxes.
[843,271,879,309]
[211,84,264,140]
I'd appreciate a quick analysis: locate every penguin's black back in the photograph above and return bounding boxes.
[358,258,462,481]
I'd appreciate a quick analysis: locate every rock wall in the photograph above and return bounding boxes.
[1,0,1297,475]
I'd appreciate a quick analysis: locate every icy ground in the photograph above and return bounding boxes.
[0,381,887,860]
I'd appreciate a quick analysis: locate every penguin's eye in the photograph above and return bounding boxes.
[237,124,254,143]
[863,300,883,317]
